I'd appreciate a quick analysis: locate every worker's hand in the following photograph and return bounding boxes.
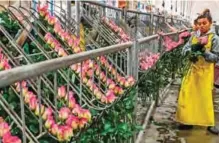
[198,36,208,45]
[191,43,205,53]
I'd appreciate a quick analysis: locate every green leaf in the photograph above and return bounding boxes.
[90,109,98,116]
[117,123,128,132]
[133,125,143,131]
[47,26,54,33]
[44,43,51,50]
[29,124,39,134]
[127,113,132,122]
[23,43,30,54]
[3,93,8,100]
[39,140,49,143]
[9,102,17,110]
[103,121,111,131]
[125,100,133,110]
[10,127,19,135]
[71,73,76,83]
[57,102,64,109]
[101,128,115,136]
[101,121,115,136]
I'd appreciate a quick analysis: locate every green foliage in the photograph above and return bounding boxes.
[0,9,191,143]
[138,41,188,104]
[78,88,142,143]
[0,11,20,37]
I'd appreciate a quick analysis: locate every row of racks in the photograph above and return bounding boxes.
[81,1,190,38]
[0,1,191,142]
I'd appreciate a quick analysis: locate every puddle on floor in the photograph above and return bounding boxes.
[176,113,219,143]
[177,127,219,143]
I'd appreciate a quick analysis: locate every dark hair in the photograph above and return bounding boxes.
[202,9,210,15]
[194,19,198,25]
[198,9,212,23]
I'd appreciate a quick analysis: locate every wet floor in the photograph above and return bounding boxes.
[177,113,219,143]
[140,85,219,143]
[177,127,219,143]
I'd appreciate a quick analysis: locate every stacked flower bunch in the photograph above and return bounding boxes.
[0,49,91,141]
[75,24,134,92]
[15,81,91,141]
[0,50,21,143]
[70,60,123,96]
[187,36,208,63]
[0,49,11,71]
[38,4,135,103]
[73,62,118,103]
[97,56,135,88]
[38,5,122,92]
[181,36,208,77]
[54,22,84,53]
[44,33,68,56]
[161,31,191,52]
[0,117,21,143]
[102,17,131,42]
[44,32,117,103]
[68,24,135,91]
[139,50,160,70]
[44,31,135,102]
[37,4,84,53]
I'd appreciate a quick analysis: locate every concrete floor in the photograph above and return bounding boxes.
[140,85,219,143]
[178,113,219,143]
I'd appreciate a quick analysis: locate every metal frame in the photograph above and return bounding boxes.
[0,1,192,142]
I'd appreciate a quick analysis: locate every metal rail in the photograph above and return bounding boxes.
[0,2,192,142]
[0,27,190,88]
[0,41,133,87]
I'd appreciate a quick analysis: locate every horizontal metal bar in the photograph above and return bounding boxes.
[126,11,165,21]
[0,41,133,88]
[153,13,163,17]
[0,15,189,88]
[83,1,122,11]
[162,29,191,36]
[126,9,151,16]
[138,35,158,44]
[83,0,184,22]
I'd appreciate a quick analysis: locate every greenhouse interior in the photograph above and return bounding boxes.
[0,0,219,143]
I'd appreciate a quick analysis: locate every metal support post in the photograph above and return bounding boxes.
[158,34,163,53]
[67,0,71,20]
[134,15,139,80]
[164,13,167,23]
[124,7,127,21]
[127,47,132,76]
[66,0,71,30]
[32,0,36,11]
[99,6,102,20]
[133,40,138,80]
[75,0,80,37]
[150,13,154,35]
[50,0,54,16]
[102,6,106,17]
[132,14,139,143]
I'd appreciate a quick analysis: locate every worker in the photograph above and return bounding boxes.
[176,9,219,135]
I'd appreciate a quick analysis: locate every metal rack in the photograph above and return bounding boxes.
[0,2,134,142]
[0,1,192,142]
